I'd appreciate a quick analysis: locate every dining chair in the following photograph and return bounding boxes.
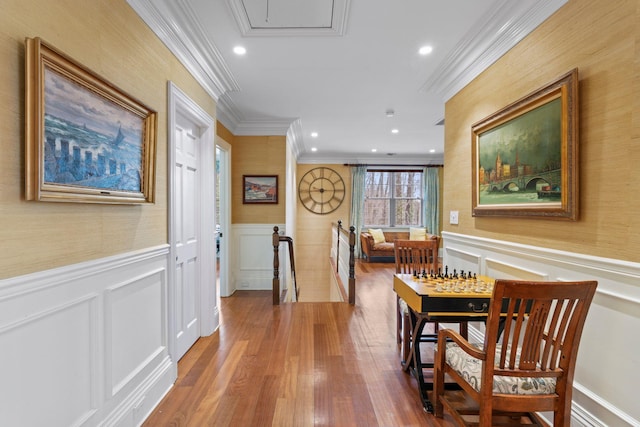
[393,237,439,361]
[432,279,597,426]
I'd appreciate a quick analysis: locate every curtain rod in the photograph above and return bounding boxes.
[343,163,443,167]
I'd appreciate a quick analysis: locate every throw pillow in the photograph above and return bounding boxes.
[368,228,386,245]
[409,227,427,240]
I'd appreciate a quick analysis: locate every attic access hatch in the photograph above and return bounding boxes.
[228,0,350,35]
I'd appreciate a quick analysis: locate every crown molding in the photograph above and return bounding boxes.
[127,0,239,100]
[215,95,243,130]
[296,153,443,165]
[233,120,293,135]
[226,0,351,37]
[420,0,568,101]
[286,119,303,160]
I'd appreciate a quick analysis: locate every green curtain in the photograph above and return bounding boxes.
[350,165,367,257]
[424,167,440,235]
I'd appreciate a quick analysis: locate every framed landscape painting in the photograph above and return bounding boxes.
[243,175,278,204]
[471,69,578,220]
[25,37,157,204]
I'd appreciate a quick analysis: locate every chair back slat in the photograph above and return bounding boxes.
[393,238,439,276]
[487,280,597,376]
[539,300,562,370]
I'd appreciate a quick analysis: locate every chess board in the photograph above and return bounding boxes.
[393,274,496,316]
[404,274,495,297]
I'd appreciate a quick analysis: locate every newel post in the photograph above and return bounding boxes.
[348,226,356,304]
[272,226,280,305]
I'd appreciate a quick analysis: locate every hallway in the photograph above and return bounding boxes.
[143,261,452,426]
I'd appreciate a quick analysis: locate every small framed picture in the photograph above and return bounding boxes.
[243,175,278,204]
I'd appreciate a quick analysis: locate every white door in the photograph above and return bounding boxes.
[174,113,201,360]
[168,82,217,363]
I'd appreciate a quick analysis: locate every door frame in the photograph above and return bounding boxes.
[215,137,232,297]
[167,81,218,361]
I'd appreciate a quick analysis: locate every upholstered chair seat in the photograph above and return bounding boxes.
[445,342,557,395]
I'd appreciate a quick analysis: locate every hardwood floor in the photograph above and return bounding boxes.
[143,261,457,426]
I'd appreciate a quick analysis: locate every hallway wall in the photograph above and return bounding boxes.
[0,0,215,279]
[443,0,639,261]
[0,1,217,425]
[442,0,640,424]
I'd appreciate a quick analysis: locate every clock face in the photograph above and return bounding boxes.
[298,167,345,214]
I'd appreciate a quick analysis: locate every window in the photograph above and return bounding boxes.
[364,170,423,227]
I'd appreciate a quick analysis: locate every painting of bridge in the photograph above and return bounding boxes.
[470,68,579,220]
[476,97,562,207]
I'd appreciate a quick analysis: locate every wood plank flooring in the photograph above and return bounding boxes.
[143,261,458,426]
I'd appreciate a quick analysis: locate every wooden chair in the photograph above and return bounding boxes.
[393,238,439,362]
[432,279,597,427]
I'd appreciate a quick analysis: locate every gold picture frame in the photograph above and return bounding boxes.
[25,37,157,204]
[243,175,278,204]
[471,69,578,220]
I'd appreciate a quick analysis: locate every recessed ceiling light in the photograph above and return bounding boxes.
[419,45,433,55]
[371,148,377,152]
[311,132,318,138]
[311,147,318,152]
[233,46,246,55]
[391,129,399,134]
[429,149,436,153]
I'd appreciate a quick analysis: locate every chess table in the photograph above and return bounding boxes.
[393,273,496,413]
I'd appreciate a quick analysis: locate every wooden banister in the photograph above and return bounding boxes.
[272,226,299,305]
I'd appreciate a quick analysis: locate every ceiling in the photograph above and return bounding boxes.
[127,0,566,165]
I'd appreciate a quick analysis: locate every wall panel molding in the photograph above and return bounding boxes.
[0,245,174,427]
[232,224,285,291]
[442,232,640,427]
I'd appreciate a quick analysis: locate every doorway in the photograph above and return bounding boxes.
[215,139,231,297]
[168,82,217,362]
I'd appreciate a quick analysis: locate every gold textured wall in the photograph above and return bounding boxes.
[216,121,235,145]
[443,0,639,263]
[0,0,216,278]
[295,163,351,300]
[231,135,286,224]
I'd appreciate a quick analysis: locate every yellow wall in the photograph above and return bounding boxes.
[295,164,351,298]
[0,0,216,278]
[216,121,235,145]
[231,135,286,224]
[443,0,639,263]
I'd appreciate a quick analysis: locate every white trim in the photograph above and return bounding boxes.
[420,0,568,101]
[167,82,218,359]
[215,137,233,297]
[126,0,238,100]
[227,0,351,37]
[0,247,172,426]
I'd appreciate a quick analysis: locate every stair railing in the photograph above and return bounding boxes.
[272,226,298,304]
[332,221,356,304]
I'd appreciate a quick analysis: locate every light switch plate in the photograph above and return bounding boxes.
[449,210,459,225]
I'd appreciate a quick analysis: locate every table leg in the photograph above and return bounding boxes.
[402,310,434,413]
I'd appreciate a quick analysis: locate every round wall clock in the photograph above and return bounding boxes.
[298,167,345,215]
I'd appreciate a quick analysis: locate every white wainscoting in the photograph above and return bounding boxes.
[0,245,174,427]
[231,224,285,291]
[442,232,640,427]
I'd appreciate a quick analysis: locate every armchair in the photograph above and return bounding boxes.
[432,279,597,426]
